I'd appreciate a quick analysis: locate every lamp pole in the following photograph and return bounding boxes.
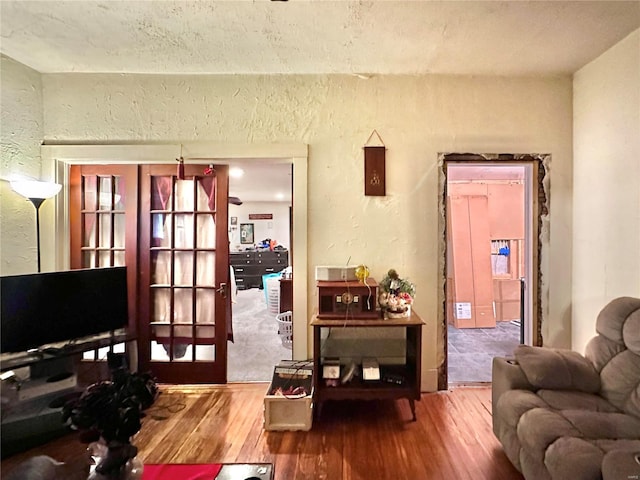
[29,198,46,273]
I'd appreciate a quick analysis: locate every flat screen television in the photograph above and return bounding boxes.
[0,267,129,354]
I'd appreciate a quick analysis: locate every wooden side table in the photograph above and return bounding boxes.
[311,311,424,421]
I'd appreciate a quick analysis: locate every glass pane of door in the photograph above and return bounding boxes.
[79,174,127,269]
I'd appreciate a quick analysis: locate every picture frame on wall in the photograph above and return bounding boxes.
[230,216,238,226]
[240,223,254,244]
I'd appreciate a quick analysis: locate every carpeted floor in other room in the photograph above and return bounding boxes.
[227,288,292,382]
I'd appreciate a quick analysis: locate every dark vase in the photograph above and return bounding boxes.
[87,439,143,480]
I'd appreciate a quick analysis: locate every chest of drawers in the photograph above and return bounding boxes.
[230,250,289,289]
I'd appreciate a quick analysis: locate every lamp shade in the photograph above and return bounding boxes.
[11,180,62,200]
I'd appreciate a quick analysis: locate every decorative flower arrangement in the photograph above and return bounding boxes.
[378,269,416,318]
[63,361,158,479]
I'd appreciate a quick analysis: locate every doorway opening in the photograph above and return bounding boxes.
[226,161,294,382]
[48,142,309,385]
[440,154,548,388]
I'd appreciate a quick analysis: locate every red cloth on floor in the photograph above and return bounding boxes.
[142,464,223,480]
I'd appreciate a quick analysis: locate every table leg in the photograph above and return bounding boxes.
[409,399,416,421]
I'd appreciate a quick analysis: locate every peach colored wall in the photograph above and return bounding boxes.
[448,180,525,326]
[448,182,524,240]
[488,184,524,240]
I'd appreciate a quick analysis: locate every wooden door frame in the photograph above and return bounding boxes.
[438,153,549,390]
[43,143,310,367]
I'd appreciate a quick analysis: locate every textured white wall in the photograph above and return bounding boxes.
[39,73,573,389]
[572,29,640,354]
[0,56,44,275]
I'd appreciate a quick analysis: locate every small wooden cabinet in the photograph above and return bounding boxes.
[230,250,288,290]
[279,278,293,313]
[311,312,424,421]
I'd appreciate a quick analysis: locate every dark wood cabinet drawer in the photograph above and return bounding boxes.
[243,275,262,289]
[255,258,288,267]
[255,251,288,260]
[234,276,260,290]
[255,251,289,266]
[232,265,265,276]
[230,252,255,265]
[261,266,282,274]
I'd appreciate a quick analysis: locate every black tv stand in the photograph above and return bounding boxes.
[1,331,134,371]
[1,331,136,458]
[0,373,79,458]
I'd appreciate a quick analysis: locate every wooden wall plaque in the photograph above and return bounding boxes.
[364,146,386,196]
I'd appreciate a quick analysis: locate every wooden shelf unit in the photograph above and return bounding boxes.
[311,311,424,421]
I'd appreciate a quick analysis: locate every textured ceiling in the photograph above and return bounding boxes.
[1,1,639,76]
[1,1,637,202]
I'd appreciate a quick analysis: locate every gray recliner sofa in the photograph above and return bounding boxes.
[492,296,640,480]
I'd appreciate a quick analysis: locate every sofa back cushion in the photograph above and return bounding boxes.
[621,303,640,354]
[514,345,600,393]
[594,297,640,353]
[585,297,640,418]
[598,349,640,418]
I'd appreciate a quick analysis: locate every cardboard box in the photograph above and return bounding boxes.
[264,361,313,431]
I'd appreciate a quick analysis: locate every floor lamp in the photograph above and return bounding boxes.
[11,180,62,273]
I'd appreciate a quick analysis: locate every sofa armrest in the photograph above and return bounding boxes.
[492,357,536,436]
[491,357,535,423]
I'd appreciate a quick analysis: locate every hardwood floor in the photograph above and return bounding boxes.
[1,384,523,480]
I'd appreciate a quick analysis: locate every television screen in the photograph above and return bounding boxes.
[0,267,129,354]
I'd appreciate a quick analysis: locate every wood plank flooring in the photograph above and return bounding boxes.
[1,384,523,480]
